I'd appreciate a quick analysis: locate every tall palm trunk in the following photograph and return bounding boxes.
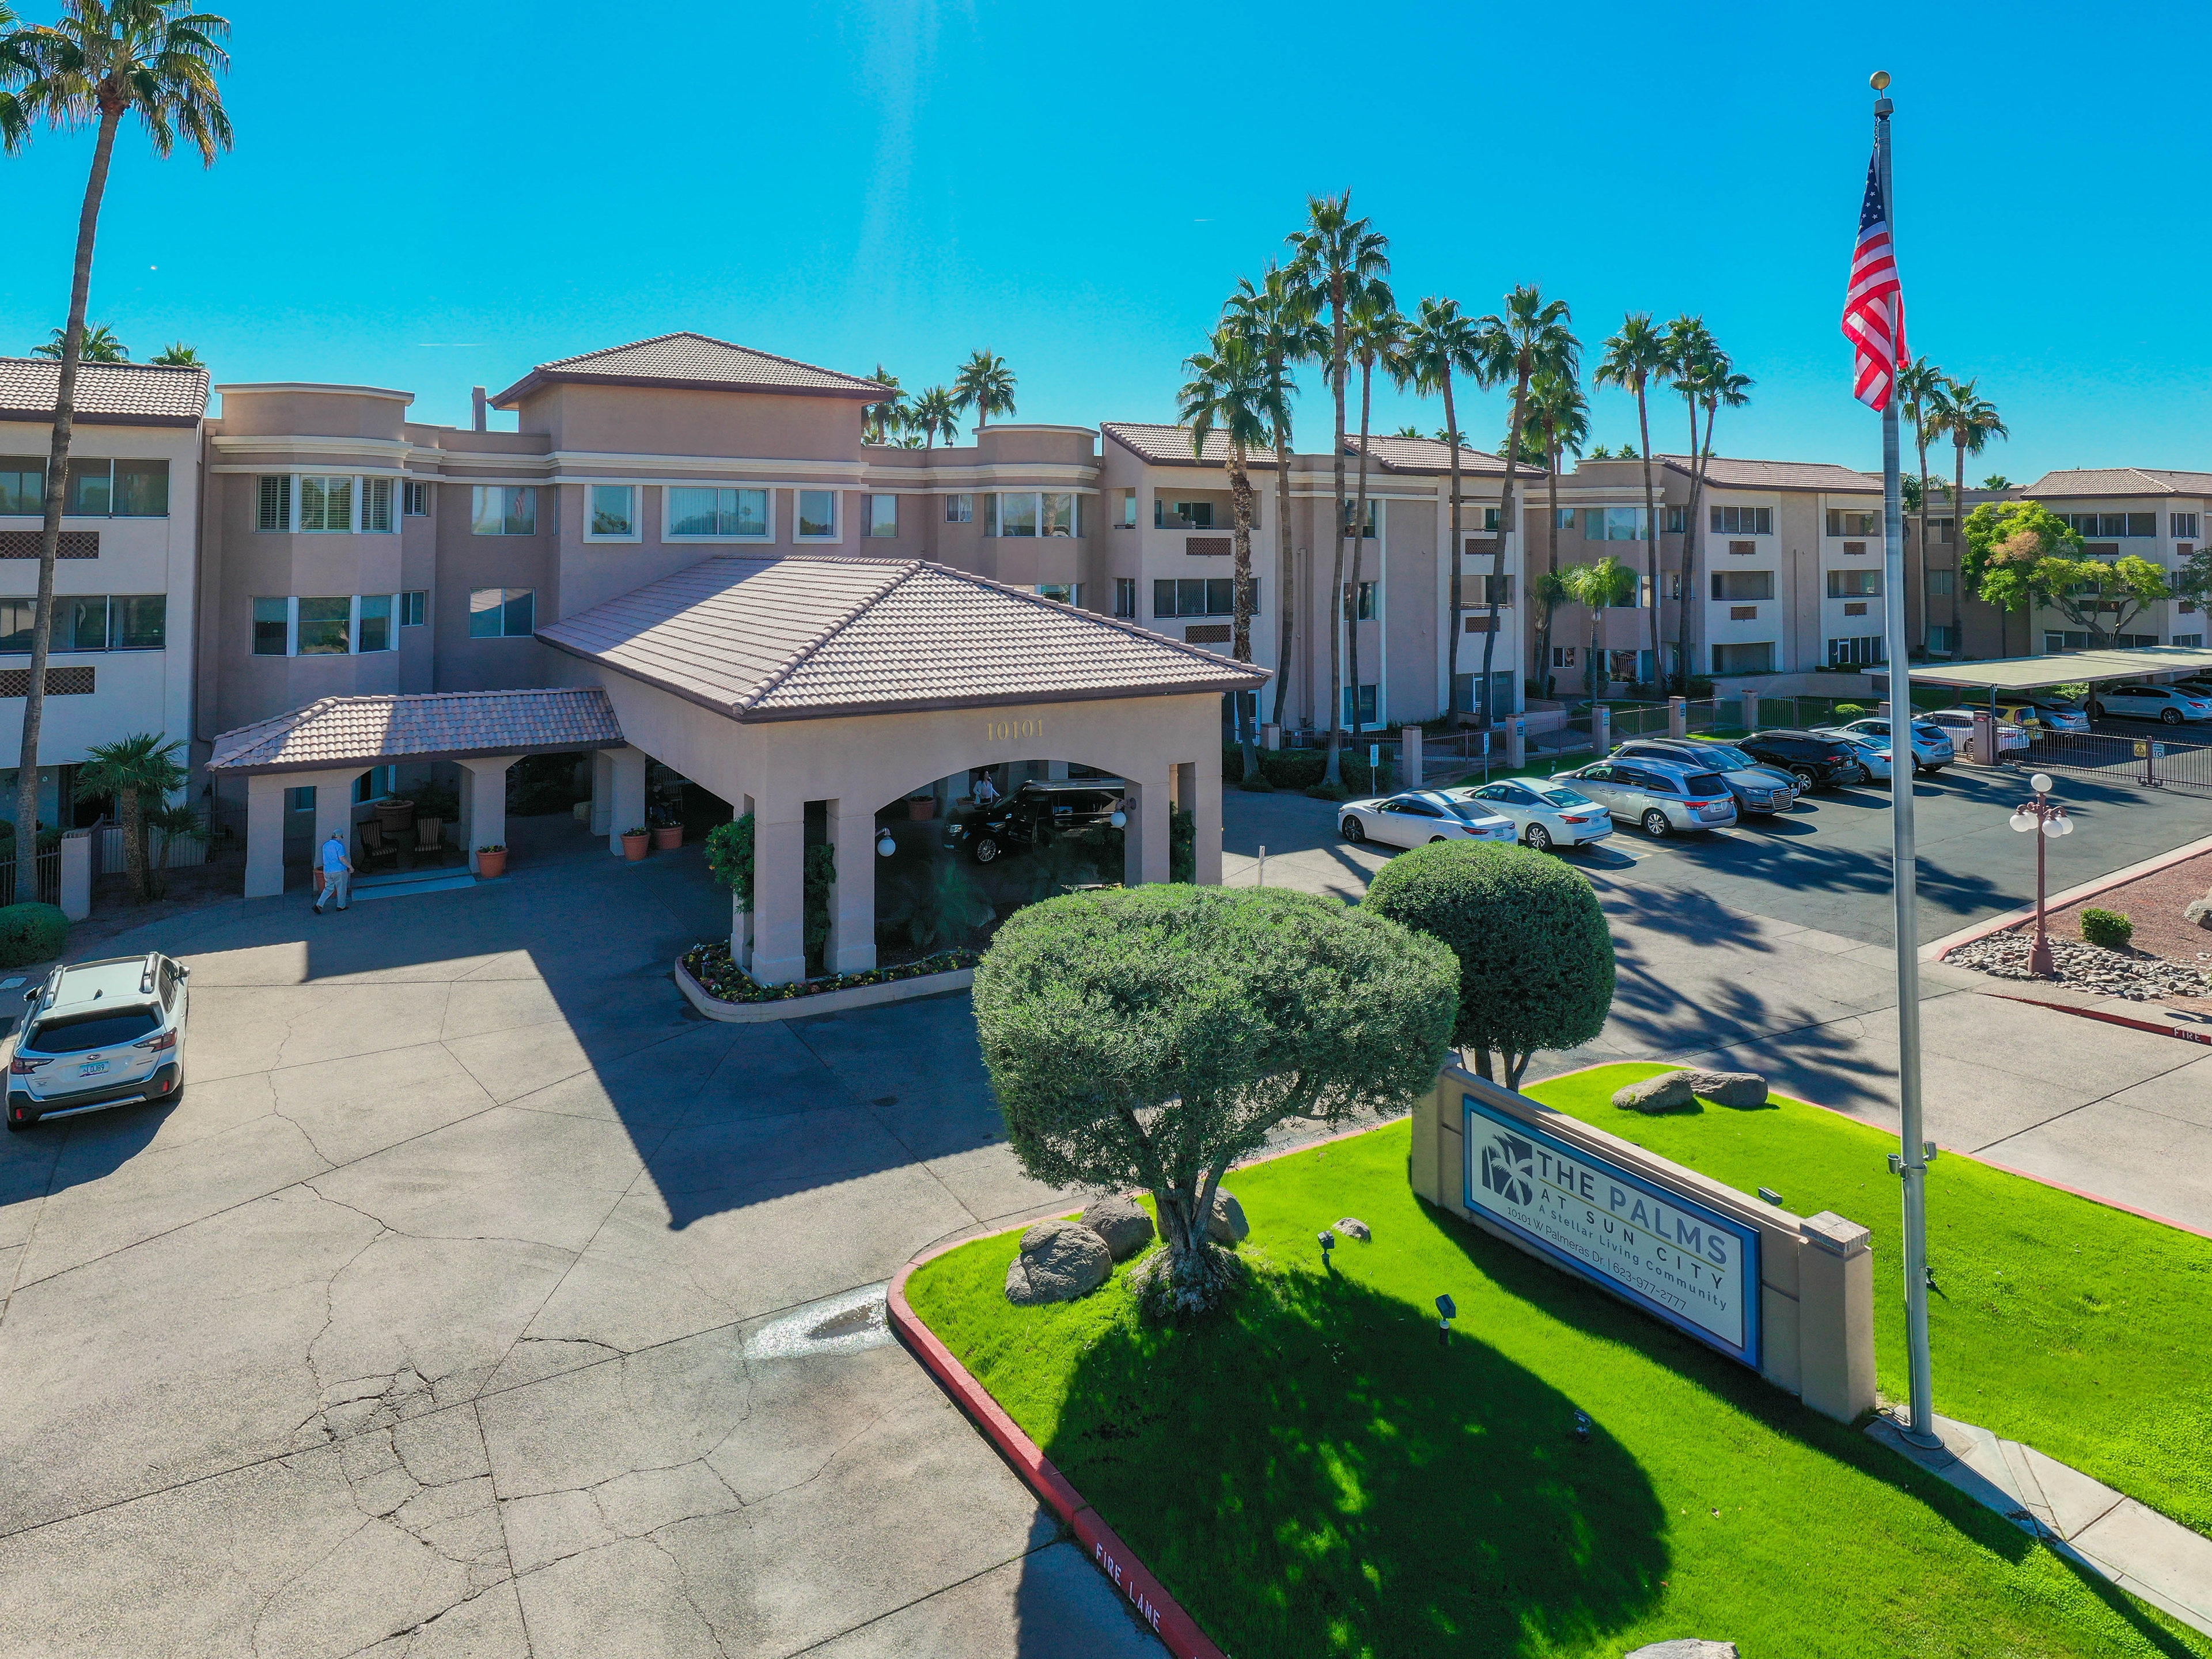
[1914,427,1933,653]
[1347,360,1376,745]
[1228,453,1259,779]
[1441,374,1466,725]
[1954,437,1974,653]
[1538,418,1562,696]
[1671,397,1707,689]
[1323,278,1349,785]
[1272,435,1296,727]
[1636,385,1660,683]
[18,108,123,880]
[119,783,147,905]
[1478,374,1529,728]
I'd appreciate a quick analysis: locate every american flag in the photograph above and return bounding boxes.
[1841,154,1906,411]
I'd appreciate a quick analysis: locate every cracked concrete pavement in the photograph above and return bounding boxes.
[0,818,1162,1658]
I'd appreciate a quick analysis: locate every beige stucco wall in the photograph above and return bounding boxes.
[517,384,866,460]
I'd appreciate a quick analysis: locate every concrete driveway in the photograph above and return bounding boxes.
[0,817,1161,1658]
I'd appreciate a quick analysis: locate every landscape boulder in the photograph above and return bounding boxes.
[1624,1643,1738,1659]
[1003,1217,1112,1306]
[2184,891,2212,929]
[1681,1069,1768,1108]
[1612,1071,1698,1113]
[1080,1194,1156,1260]
[1206,1189,1249,1245]
[1333,1216,1372,1241]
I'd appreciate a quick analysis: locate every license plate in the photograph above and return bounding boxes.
[77,1059,108,1077]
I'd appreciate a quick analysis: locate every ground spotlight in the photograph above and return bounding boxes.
[1435,1293,1456,1347]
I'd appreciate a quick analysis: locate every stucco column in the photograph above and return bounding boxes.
[826,801,878,975]
[458,755,521,874]
[750,800,808,985]
[244,774,287,899]
[1183,759,1221,886]
[1123,772,1171,886]
[590,750,615,836]
[313,775,362,876]
[605,747,647,857]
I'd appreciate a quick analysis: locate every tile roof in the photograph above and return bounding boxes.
[1345,434,1515,477]
[207,688,624,774]
[1101,422,1286,468]
[0,357,209,426]
[491,332,889,407]
[537,553,1268,721]
[1657,454,1881,493]
[2020,467,2212,498]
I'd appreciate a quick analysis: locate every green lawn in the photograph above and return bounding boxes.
[1527,1062,2212,1540]
[908,1119,2211,1659]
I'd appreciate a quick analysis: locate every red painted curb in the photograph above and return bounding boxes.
[1975,989,2212,1048]
[888,1249,1226,1659]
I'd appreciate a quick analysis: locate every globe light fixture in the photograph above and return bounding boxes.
[1108,809,1127,829]
[876,831,896,858]
[2010,775,2074,976]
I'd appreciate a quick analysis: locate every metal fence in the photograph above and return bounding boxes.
[0,848,62,908]
[2022,728,2212,794]
[93,821,209,876]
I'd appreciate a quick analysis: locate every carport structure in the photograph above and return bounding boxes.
[1906,641,2212,699]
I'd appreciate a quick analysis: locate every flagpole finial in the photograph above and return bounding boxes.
[1870,70,1891,90]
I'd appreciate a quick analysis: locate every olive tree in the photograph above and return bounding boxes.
[974,885,1457,1317]
[1362,841,1614,1088]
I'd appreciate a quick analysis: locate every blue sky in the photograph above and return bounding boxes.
[2,0,2205,482]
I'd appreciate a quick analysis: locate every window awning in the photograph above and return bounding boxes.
[1906,644,2212,694]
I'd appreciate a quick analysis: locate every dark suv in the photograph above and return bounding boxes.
[942,780,1126,863]
[1736,729,1863,789]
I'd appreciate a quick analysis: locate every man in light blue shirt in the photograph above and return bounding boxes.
[314,830,353,914]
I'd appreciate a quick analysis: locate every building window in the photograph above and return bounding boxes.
[354,766,397,804]
[1552,645,1576,668]
[1468,574,1515,607]
[945,493,974,524]
[1661,571,1683,599]
[1122,488,1137,529]
[1926,568,1955,596]
[1000,494,1039,537]
[1339,499,1377,538]
[0,594,165,652]
[1927,624,1956,654]
[297,596,352,654]
[2172,631,2206,648]
[2059,512,2155,538]
[1112,577,1136,618]
[668,486,767,539]
[1035,583,1082,607]
[1827,509,1878,536]
[1342,684,1378,728]
[1712,641,1777,674]
[252,596,289,656]
[52,458,170,517]
[1158,499,1214,529]
[588,484,637,539]
[402,590,426,627]
[1711,570,1775,601]
[1041,493,1080,537]
[1922,516,1955,544]
[360,478,393,533]
[286,786,316,813]
[1711,505,1771,535]
[1825,635,1886,666]
[1585,506,1646,540]
[469,588,535,638]
[796,489,838,539]
[2172,513,2199,539]
[298,476,355,533]
[256,475,293,532]
[1483,507,1501,532]
[868,494,899,538]
[1153,577,1256,618]
[1555,507,1575,528]
[1827,569,1883,597]
[0,457,45,516]
[1666,506,1687,533]
[403,479,430,517]
[358,593,393,653]
[470,486,538,536]
[1342,581,1380,620]
[109,594,166,650]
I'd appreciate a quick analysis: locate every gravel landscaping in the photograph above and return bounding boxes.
[1945,930,2210,1001]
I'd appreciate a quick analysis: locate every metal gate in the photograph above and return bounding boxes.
[2021,728,2212,794]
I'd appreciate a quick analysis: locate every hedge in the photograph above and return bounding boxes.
[0,903,67,971]
[1223,745,1394,796]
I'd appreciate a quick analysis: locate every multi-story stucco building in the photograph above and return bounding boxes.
[0,357,206,830]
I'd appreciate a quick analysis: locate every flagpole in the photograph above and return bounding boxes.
[1873,70,1940,1450]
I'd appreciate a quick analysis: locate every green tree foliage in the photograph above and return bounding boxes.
[1964,501,2173,643]
[974,886,1456,1316]
[148,340,197,365]
[952,349,1016,430]
[704,815,753,908]
[32,321,125,359]
[76,729,184,902]
[1362,840,1615,1088]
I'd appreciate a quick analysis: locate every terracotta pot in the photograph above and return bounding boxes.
[621,832,650,862]
[374,800,414,833]
[476,849,507,880]
[906,797,936,821]
[652,824,684,850]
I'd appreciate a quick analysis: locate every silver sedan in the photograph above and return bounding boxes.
[1443,780,1615,852]
[1339,790,1517,851]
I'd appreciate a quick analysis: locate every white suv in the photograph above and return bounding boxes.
[6,953,190,1131]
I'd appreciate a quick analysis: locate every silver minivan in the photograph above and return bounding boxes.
[1554,757,1740,838]
[6,953,190,1131]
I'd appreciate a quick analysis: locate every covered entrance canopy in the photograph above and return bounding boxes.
[1906,642,2212,693]
[209,687,627,895]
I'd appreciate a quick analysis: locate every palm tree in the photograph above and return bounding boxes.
[1,4,32,147]
[33,320,127,359]
[1469,285,1577,729]
[862,363,904,445]
[148,340,198,365]
[7,0,231,896]
[1664,317,1747,690]
[952,349,1016,433]
[1561,556,1639,698]
[1343,283,1403,740]
[1391,425,1423,438]
[1594,314,1671,681]
[77,730,185,903]
[1937,377,2009,651]
[1286,191,1389,785]
[1525,369,1588,695]
[908,386,959,449]
[1893,357,1946,654]
[1227,263,1325,729]
[1180,325,1272,778]
[1399,297,1483,726]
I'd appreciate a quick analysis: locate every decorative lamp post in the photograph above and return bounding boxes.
[2008,772,2074,976]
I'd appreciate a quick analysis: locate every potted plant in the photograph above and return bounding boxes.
[621,825,651,861]
[651,817,684,851]
[906,793,937,821]
[373,796,415,837]
[475,843,507,879]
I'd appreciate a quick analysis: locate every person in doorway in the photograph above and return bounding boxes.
[971,769,1000,806]
[314,829,353,914]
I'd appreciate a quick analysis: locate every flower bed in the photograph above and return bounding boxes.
[679,939,980,1005]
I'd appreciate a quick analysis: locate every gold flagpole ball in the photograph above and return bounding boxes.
[1870,71,1891,90]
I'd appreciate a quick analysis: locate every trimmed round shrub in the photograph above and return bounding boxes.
[1362,840,1615,1088]
[0,902,67,970]
[1304,781,1350,802]
[2081,908,2133,950]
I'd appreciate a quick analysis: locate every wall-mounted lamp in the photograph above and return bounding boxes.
[1109,809,1127,829]
[876,831,896,858]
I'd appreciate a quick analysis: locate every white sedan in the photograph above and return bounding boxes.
[1339,790,1517,851]
[1444,780,1616,852]
[1924,707,2029,755]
